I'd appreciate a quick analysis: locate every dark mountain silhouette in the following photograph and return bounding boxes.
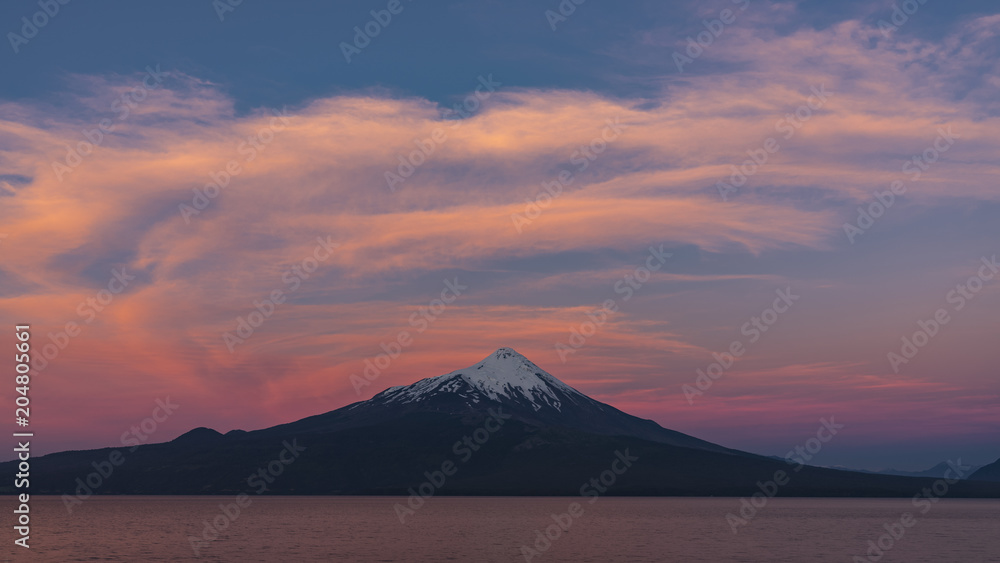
[970,458,1000,482]
[258,347,736,454]
[4,348,1000,498]
[832,461,985,479]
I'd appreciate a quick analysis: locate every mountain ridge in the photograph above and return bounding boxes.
[255,347,742,456]
[970,458,1000,482]
[4,348,1000,498]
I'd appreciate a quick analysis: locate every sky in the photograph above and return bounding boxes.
[1,0,998,471]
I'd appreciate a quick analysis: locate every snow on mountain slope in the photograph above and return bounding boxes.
[331,347,742,455]
[376,347,588,412]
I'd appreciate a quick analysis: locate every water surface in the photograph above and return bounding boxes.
[8,496,1000,561]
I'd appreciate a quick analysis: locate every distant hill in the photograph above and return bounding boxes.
[970,458,1000,482]
[830,461,986,479]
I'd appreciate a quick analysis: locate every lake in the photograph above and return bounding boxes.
[7,496,1000,561]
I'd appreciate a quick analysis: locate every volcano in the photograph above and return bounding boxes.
[263,347,738,455]
[6,348,1000,498]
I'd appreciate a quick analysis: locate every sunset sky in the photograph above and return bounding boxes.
[1,0,998,471]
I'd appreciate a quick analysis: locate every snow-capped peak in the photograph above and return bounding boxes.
[376,348,586,412]
[458,347,581,401]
